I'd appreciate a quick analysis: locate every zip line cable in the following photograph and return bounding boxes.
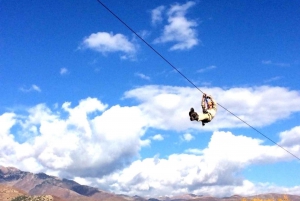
[95,0,300,161]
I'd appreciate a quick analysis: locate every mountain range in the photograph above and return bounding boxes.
[1,166,300,201]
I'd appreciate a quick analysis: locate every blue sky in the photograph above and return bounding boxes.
[1,0,300,198]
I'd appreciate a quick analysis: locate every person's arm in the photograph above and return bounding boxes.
[201,94,207,112]
[207,95,217,110]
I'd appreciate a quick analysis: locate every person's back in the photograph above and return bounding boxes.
[205,96,217,120]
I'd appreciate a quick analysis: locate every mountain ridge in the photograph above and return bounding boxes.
[0,165,125,201]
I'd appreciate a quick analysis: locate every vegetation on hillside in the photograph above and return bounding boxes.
[241,195,290,201]
[11,195,54,201]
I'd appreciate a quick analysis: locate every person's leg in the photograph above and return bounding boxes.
[189,108,195,121]
[197,113,210,122]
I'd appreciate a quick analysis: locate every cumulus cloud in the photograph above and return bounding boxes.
[153,1,198,50]
[81,32,137,59]
[0,113,16,136]
[0,113,18,167]
[279,126,300,148]
[95,131,298,197]
[0,97,148,178]
[124,85,300,130]
[1,85,300,197]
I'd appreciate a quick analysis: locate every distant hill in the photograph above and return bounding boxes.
[1,165,300,201]
[0,184,26,200]
[0,184,65,201]
[0,166,126,201]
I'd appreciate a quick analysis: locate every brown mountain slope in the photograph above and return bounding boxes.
[0,184,66,201]
[246,193,300,201]
[0,184,26,200]
[185,194,300,201]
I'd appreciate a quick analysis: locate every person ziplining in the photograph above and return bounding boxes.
[189,93,217,126]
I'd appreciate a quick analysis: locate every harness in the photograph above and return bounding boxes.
[202,97,211,126]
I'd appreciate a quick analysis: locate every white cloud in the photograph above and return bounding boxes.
[1,85,300,197]
[0,97,148,178]
[0,114,18,162]
[81,32,137,59]
[94,130,299,197]
[138,30,151,39]
[0,112,16,136]
[262,60,291,67]
[279,126,300,148]
[182,133,194,141]
[135,73,151,80]
[60,68,69,75]
[32,85,41,92]
[262,60,272,65]
[73,177,92,186]
[140,139,151,147]
[124,85,300,130]
[153,1,198,50]
[20,84,41,93]
[184,148,202,155]
[264,76,282,83]
[152,134,164,141]
[197,65,217,73]
[151,6,165,25]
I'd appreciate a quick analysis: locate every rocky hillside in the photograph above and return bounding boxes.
[0,184,65,201]
[0,166,126,201]
[0,184,26,200]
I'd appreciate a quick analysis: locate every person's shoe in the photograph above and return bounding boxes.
[189,108,195,121]
[192,112,199,121]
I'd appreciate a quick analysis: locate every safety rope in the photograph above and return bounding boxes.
[95,0,300,161]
